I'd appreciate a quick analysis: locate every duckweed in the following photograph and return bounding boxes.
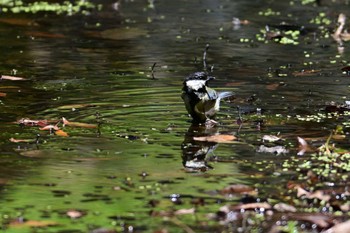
[0,0,100,15]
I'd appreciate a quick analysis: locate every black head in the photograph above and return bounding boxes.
[185,72,215,82]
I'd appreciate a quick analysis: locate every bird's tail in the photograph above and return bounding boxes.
[218,91,234,99]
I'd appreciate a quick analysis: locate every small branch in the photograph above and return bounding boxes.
[151,62,157,79]
[203,44,210,71]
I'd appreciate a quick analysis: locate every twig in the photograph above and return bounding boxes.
[203,44,210,71]
[151,62,157,79]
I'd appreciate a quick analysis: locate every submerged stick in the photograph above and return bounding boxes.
[203,44,210,71]
[151,62,157,79]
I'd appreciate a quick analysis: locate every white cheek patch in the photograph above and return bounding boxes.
[186,80,206,91]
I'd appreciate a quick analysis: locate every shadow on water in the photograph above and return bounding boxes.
[1,0,350,232]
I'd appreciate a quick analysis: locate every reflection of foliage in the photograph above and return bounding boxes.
[0,0,101,15]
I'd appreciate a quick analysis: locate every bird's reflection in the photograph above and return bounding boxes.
[181,124,220,172]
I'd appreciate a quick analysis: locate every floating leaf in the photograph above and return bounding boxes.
[262,135,281,142]
[257,145,289,154]
[19,150,46,158]
[39,125,60,131]
[0,18,38,26]
[57,104,94,110]
[55,130,69,137]
[230,202,272,210]
[174,208,195,215]
[66,210,84,219]
[1,75,25,81]
[17,119,49,127]
[62,117,97,128]
[292,69,321,77]
[295,185,331,202]
[193,134,237,143]
[9,138,32,143]
[324,220,350,233]
[25,31,65,38]
[10,219,58,228]
[219,184,257,196]
[273,203,297,212]
[297,136,313,155]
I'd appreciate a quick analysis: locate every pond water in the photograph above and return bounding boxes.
[1,0,350,232]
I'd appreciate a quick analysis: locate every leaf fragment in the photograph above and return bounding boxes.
[62,117,97,128]
[55,130,69,137]
[1,75,25,81]
[193,134,237,143]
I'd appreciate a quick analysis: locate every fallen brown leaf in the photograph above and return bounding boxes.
[262,135,281,142]
[292,69,321,77]
[287,213,333,228]
[18,150,46,158]
[9,138,32,143]
[295,185,331,202]
[55,130,69,137]
[174,208,195,215]
[193,134,237,143]
[17,119,49,127]
[10,219,58,228]
[219,184,257,196]
[1,75,25,81]
[39,125,60,131]
[229,202,272,211]
[273,203,297,212]
[58,104,94,110]
[266,83,280,91]
[25,31,65,38]
[324,220,350,233]
[0,18,38,26]
[0,92,6,97]
[66,210,84,219]
[62,117,97,128]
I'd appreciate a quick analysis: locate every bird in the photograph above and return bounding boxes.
[181,71,233,125]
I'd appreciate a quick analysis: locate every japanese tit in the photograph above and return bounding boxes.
[181,71,233,124]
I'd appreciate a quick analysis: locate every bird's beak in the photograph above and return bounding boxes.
[207,76,215,81]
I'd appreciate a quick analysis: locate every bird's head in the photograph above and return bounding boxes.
[183,72,215,91]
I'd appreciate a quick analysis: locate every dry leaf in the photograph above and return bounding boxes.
[174,208,195,215]
[57,104,94,110]
[66,210,84,219]
[26,31,65,38]
[266,83,280,91]
[297,136,313,155]
[220,184,257,196]
[324,220,350,233]
[340,203,350,212]
[292,69,321,77]
[17,119,48,127]
[55,130,69,137]
[193,134,237,143]
[19,150,46,158]
[257,145,289,155]
[62,117,97,128]
[262,135,281,142]
[9,138,32,143]
[39,125,60,131]
[0,18,38,26]
[1,75,25,81]
[0,92,6,97]
[295,185,331,202]
[289,213,333,228]
[10,219,57,228]
[232,202,271,211]
[273,203,297,212]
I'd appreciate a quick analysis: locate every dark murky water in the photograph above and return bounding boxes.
[1,0,350,232]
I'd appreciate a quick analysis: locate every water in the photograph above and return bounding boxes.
[0,0,350,232]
